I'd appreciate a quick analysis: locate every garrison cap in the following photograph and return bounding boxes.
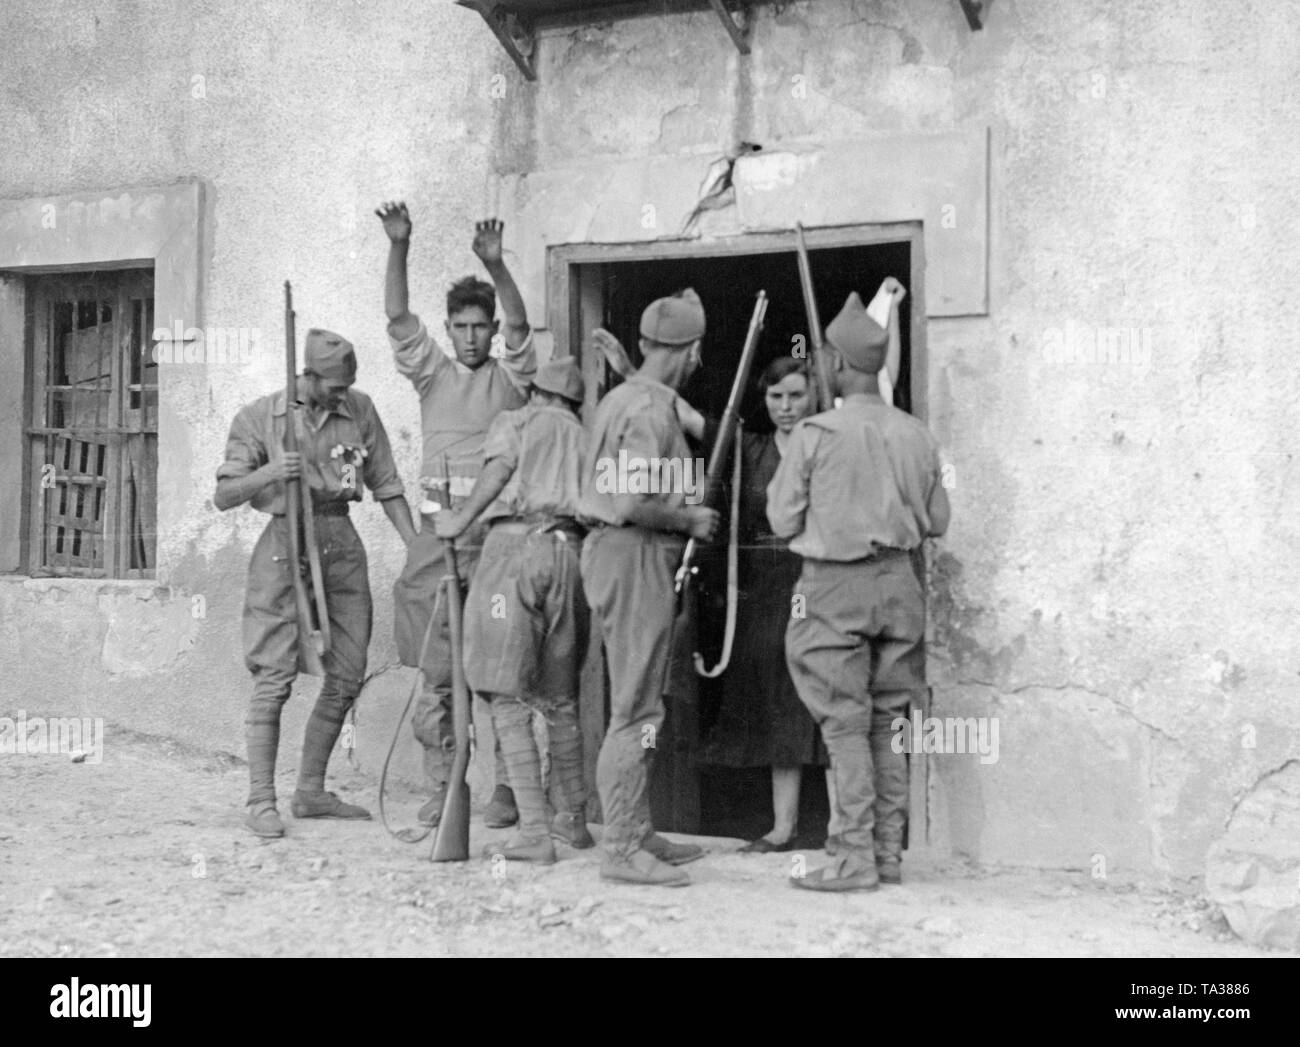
[639,288,706,347]
[825,292,888,373]
[533,357,584,405]
[304,328,358,382]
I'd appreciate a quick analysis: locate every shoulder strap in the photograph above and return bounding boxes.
[694,419,743,679]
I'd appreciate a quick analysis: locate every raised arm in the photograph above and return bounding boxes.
[868,277,906,407]
[377,201,418,342]
[472,219,530,351]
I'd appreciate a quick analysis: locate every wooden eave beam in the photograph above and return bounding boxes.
[707,0,751,55]
[466,1,537,80]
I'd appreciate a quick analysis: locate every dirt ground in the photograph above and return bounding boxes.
[0,729,1274,959]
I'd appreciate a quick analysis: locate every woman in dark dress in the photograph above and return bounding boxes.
[701,357,824,850]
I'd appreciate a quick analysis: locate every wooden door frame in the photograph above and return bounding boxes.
[549,223,931,842]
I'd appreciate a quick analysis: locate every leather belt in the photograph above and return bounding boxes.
[491,514,587,540]
[273,501,351,517]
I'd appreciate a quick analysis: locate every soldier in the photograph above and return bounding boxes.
[215,329,417,838]
[433,357,591,862]
[578,290,721,887]
[767,292,950,891]
[376,202,535,829]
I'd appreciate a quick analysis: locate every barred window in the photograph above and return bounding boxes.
[25,268,158,578]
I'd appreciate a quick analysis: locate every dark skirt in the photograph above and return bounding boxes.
[701,542,828,768]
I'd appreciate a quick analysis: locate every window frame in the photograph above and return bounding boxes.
[22,266,158,579]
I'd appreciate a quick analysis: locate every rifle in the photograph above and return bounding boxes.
[283,281,329,675]
[793,223,836,412]
[673,289,768,600]
[431,455,472,862]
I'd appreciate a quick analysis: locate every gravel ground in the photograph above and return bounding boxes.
[0,728,1273,958]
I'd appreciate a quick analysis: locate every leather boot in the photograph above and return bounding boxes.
[551,808,595,849]
[245,802,285,838]
[484,784,519,828]
[600,848,690,887]
[643,832,704,866]
[483,835,557,864]
[417,783,448,827]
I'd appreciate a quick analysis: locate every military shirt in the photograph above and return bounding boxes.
[578,374,697,526]
[216,387,405,515]
[390,317,535,505]
[480,402,587,522]
[766,392,944,561]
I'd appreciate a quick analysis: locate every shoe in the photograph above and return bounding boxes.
[875,843,902,884]
[600,848,690,887]
[417,785,448,827]
[245,802,284,838]
[482,835,556,864]
[551,810,595,849]
[484,785,519,828]
[791,858,880,893]
[738,834,797,854]
[290,790,371,820]
[643,833,704,866]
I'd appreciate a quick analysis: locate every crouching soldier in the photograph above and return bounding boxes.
[433,357,591,863]
[215,330,417,838]
[767,293,950,891]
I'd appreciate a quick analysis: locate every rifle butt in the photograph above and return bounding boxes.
[430,564,473,862]
[430,779,471,862]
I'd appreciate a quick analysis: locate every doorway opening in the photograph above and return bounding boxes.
[552,225,926,844]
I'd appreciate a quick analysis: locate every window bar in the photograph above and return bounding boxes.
[42,290,55,572]
[112,281,126,578]
[63,287,77,575]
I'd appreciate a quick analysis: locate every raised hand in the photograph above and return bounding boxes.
[591,328,634,378]
[880,276,907,304]
[375,201,412,242]
[472,218,505,267]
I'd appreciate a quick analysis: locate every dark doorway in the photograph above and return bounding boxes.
[553,227,926,841]
[581,239,915,842]
[596,241,913,421]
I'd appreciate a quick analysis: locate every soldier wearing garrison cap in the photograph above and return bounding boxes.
[215,327,417,838]
[767,289,950,891]
[434,355,593,862]
[577,289,720,886]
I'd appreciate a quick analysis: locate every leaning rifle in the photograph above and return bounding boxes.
[793,222,836,412]
[431,455,473,862]
[283,281,329,675]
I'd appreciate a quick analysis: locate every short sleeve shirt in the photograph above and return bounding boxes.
[578,375,696,526]
[216,387,405,515]
[480,402,587,521]
[766,393,943,560]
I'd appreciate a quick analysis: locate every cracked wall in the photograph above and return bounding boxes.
[1,0,1297,877]
[502,0,1300,878]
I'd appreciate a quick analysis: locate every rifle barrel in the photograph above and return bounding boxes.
[674,290,768,596]
[794,223,835,411]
